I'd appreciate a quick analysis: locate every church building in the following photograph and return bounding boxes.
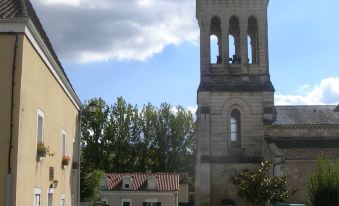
[194,0,339,205]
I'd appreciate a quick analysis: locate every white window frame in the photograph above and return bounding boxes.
[144,200,160,206]
[61,129,67,157]
[36,109,45,144]
[34,188,42,206]
[121,198,132,206]
[61,194,66,206]
[122,175,132,190]
[147,176,157,190]
[47,188,54,206]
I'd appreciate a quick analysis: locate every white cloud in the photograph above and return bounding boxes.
[275,77,339,105]
[40,0,81,7]
[33,0,198,63]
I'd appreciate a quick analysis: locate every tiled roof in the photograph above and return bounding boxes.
[0,0,79,104]
[274,140,339,160]
[105,173,180,191]
[273,105,339,125]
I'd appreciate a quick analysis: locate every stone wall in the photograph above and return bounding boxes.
[282,161,317,203]
[196,90,273,206]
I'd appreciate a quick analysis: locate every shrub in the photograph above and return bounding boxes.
[308,159,339,206]
[233,161,298,206]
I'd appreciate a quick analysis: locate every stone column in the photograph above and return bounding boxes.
[200,19,211,78]
[222,16,230,66]
[240,17,248,73]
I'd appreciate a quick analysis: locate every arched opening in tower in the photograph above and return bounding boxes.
[210,35,219,64]
[210,16,222,64]
[248,17,259,64]
[229,16,240,64]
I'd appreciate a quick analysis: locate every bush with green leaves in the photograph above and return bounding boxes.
[232,161,298,206]
[308,158,339,206]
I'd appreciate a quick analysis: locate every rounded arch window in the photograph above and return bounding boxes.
[230,109,241,147]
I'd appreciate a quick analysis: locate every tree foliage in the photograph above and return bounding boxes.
[308,158,339,206]
[232,161,298,206]
[80,161,104,203]
[80,97,196,200]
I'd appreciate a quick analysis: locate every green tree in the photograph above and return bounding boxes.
[232,161,298,206]
[81,98,110,171]
[308,158,339,206]
[80,160,104,202]
[106,97,141,172]
[80,97,196,201]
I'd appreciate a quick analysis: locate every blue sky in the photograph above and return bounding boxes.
[32,0,339,108]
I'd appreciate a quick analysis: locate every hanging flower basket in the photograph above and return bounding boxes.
[61,155,71,167]
[72,161,79,170]
[37,143,49,158]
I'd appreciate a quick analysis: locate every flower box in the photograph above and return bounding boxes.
[62,155,71,167]
[37,143,49,158]
[72,161,79,170]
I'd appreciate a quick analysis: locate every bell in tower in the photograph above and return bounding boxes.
[195,0,275,205]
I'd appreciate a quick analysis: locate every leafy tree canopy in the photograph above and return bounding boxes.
[80,97,196,201]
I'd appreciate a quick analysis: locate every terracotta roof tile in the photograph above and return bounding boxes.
[274,140,339,160]
[105,173,180,191]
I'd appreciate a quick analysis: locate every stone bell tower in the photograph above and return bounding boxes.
[195,0,275,205]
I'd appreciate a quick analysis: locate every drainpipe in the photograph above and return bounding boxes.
[6,33,18,206]
[273,159,284,177]
[78,109,82,206]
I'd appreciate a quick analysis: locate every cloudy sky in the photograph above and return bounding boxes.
[31,0,339,108]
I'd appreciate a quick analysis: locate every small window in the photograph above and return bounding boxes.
[37,109,44,143]
[122,175,133,190]
[47,192,53,206]
[61,194,66,206]
[121,198,132,206]
[143,202,161,206]
[147,176,157,190]
[62,130,66,156]
[230,109,241,147]
[34,188,42,206]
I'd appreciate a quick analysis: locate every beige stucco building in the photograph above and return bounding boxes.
[0,0,81,205]
[99,173,190,206]
[194,0,339,205]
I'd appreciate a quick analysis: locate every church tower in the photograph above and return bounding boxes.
[195,0,275,205]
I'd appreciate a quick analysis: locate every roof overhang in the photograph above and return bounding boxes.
[0,18,81,110]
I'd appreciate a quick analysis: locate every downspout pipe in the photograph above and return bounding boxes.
[273,159,284,177]
[78,108,82,206]
[6,33,18,206]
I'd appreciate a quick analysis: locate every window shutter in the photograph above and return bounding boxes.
[143,202,147,206]
[156,202,161,206]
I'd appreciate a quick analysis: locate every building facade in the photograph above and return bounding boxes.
[100,173,190,206]
[0,0,81,205]
[194,0,339,205]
